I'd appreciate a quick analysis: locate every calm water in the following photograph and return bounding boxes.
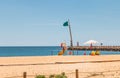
[0,46,120,57]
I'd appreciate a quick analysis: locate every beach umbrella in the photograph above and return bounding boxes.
[84,40,99,45]
[84,40,99,50]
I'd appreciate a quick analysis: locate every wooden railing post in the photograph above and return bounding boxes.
[23,72,27,78]
[76,69,79,78]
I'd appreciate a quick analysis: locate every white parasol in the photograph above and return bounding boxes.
[84,40,99,45]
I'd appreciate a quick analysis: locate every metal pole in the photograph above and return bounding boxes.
[68,19,73,47]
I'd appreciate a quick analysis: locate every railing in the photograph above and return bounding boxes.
[6,69,120,78]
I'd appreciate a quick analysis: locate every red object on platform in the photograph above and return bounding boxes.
[84,52,86,55]
[69,51,72,55]
[90,43,92,50]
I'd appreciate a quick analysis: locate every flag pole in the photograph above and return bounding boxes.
[68,19,73,47]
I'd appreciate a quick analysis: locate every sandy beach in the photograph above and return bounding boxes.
[0,55,120,78]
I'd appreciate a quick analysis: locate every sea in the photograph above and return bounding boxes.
[0,46,120,57]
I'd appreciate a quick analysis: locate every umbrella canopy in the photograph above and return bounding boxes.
[84,40,99,45]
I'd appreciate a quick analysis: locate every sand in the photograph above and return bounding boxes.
[0,55,120,78]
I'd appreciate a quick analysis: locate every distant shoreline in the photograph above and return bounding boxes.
[0,46,120,57]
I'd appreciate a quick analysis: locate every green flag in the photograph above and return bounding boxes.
[63,21,68,26]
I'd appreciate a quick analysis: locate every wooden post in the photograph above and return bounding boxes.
[23,72,27,78]
[76,69,79,78]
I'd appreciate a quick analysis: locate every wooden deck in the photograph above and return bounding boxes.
[68,46,120,51]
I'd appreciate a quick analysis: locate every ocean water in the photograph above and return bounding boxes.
[0,46,120,57]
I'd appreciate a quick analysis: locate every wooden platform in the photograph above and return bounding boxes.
[68,46,120,51]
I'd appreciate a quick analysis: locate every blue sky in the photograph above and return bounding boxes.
[0,0,120,46]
